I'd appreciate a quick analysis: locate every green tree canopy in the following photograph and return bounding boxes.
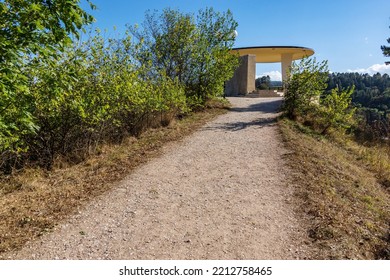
[129,7,239,107]
[255,75,271,89]
[0,0,95,60]
[0,0,94,153]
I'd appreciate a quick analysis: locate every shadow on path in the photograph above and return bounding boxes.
[207,118,277,132]
[203,98,282,132]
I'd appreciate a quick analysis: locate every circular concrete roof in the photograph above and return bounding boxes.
[231,46,314,63]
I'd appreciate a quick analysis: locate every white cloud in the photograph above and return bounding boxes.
[347,63,390,75]
[256,71,282,81]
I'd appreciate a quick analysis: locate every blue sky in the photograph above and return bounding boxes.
[82,0,390,80]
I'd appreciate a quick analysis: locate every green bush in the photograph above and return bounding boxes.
[23,31,187,168]
[0,5,237,172]
[283,57,329,119]
[0,0,94,170]
[283,58,356,136]
[317,86,356,134]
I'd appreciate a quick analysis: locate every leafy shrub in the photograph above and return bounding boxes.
[0,5,238,172]
[129,8,239,107]
[283,58,356,136]
[0,0,94,170]
[22,31,188,169]
[317,86,356,134]
[283,57,329,120]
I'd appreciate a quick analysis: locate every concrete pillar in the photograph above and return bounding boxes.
[281,53,293,84]
[225,54,256,96]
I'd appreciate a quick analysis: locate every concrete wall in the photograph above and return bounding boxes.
[225,54,256,96]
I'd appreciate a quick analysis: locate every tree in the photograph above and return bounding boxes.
[283,57,329,119]
[0,0,95,64]
[129,8,196,84]
[283,59,357,135]
[318,86,356,134]
[381,24,390,65]
[0,0,94,154]
[129,8,239,107]
[190,8,239,102]
[255,75,271,89]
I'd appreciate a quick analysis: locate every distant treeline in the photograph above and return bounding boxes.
[326,72,390,139]
[255,76,282,89]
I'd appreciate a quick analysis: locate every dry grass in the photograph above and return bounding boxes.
[0,105,228,258]
[279,118,390,259]
[333,135,390,191]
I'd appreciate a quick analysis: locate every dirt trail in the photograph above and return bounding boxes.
[5,97,308,260]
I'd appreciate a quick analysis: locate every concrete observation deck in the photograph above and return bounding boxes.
[225,46,314,96]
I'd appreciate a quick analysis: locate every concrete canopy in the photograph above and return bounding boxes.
[224,46,315,96]
[230,46,315,63]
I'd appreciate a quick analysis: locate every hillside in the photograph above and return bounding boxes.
[279,118,390,259]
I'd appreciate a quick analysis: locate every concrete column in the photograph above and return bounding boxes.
[225,54,256,96]
[245,54,256,94]
[281,53,293,83]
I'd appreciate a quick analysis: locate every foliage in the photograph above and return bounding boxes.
[326,72,390,140]
[0,0,95,164]
[255,75,271,89]
[0,5,238,172]
[129,8,196,83]
[21,29,188,169]
[327,72,390,105]
[255,76,282,90]
[0,0,95,52]
[129,7,239,107]
[317,86,356,134]
[283,57,329,119]
[283,58,357,135]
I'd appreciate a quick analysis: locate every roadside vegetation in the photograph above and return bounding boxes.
[0,2,238,172]
[280,57,390,259]
[0,1,237,255]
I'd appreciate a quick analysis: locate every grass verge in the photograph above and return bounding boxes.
[279,118,390,259]
[0,104,228,258]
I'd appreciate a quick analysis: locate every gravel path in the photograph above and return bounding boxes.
[6,97,307,260]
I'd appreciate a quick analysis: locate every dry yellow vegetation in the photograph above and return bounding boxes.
[279,118,390,259]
